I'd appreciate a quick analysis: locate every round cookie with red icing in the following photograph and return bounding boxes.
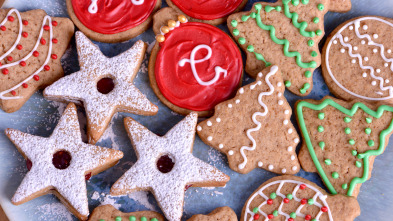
[149,11,243,117]
[66,0,161,43]
[166,0,248,26]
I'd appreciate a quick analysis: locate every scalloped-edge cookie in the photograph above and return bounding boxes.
[88,205,164,221]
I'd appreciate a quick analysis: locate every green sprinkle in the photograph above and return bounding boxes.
[265,5,282,12]
[151,219,158,221]
[312,219,317,221]
[345,127,351,134]
[290,212,296,218]
[253,207,258,213]
[308,198,314,205]
[99,219,105,221]
[308,40,315,47]
[241,15,249,22]
[318,3,324,11]
[355,161,362,168]
[368,140,375,147]
[342,183,348,189]
[276,6,282,12]
[231,20,238,27]
[301,0,309,4]
[318,112,325,120]
[270,192,277,199]
[141,217,147,221]
[332,172,339,179]
[292,0,300,6]
[349,139,355,145]
[316,29,323,36]
[238,37,246,45]
[366,117,372,123]
[300,83,311,94]
[255,3,262,10]
[286,193,293,200]
[313,17,320,24]
[250,12,257,18]
[324,158,331,165]
[344,117,352,123]
[129,216,136,221]
[357,154,365,159]
[365,128,372,135]
[273,210,278,216]
[305,70,312,78]
[285,80,292,87]
[247,45,254,52]
[319,141,325,150]
[351,150,357,156]
[318,125,324,132]
[233,29,239,36]
[311,51,318,57]
[115,217,122,221]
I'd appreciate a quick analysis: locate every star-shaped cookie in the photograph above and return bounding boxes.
[5,103,124,220]
[110,112,230,221]
[44,31,158,144]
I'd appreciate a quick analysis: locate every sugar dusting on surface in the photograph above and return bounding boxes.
[36,202,74,221]
[128,191,156,211]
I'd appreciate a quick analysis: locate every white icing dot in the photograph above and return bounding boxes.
[216,118,221,122]
[228,150,234,155]
[258,161,263,167]
[364,57,369,61]
[283,120,289,125]
[292,166,298,171]
[285,110,290,115]
[377,69,381,73]
[228,104,232,108]
[277,82,282,87]
[333,40,337,44]
[197,126,202,131]
[373,48,378,53]
[363,25,368,30]
[239,88,244,94]
[257,72,263,78]
[207,136,213,141]
[344,37,349,42]
[287,146,293,152]
[372,81,377,86]
[278,92,282,97]
[282,169,287,174]
[288,128,293,134]
[351,59,356,64]
[340,49,345,53]
[207,121,212,126]
[250,85,256,90]
[257,81,262,85]
[294,138,299,143]
[354,46,358,51]
[361,40,366,45]
[291,155,296,160]
[388,49,392,53]
[373,34,379,39]
[363,73,367,78]
[219,144,224,149]
[349,25,354,30]
[268,165,274,170]
[278,100,284,105]
[386,79,390,84]
[385,63,389,67]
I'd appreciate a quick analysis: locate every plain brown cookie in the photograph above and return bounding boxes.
[197,65,301,175]
[241,175,360,221]
[66,0,161,43]
[296,96,393,197]
[322,16,393,105]
[227,0,351,96]
[166,0,248,26]
[0,8,74,113]
[187,207,238,221]
[88,205,165,221]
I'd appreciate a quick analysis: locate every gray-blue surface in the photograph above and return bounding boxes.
[0,0,393,220]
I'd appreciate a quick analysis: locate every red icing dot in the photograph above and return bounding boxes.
[22,83,28,88]
[33,51,39,57]
[16,44,23,50]
[52,38,58,44]
[254,214,260,220]
[301,198,307,205]
[0,26,6,31]
[44,65,50,71]
[40,38,46,45]
[7,56,13,61]
[267,199,273,205]
[288,218,294,221]
[156,155,175,173]
[300,184,307,190]
[85,172,92,181]
[267,214,273,219]
[22,32,28,38]
[51,54,58,59]
[52,21,58,26]
[97,77,115,94]
[2,68,9,75]
[0,62,2,66]
[26,159,32,171]
[43,25,50,31]
[283,198,289,203]
[8,16,14,22]
[52,150,72,170]
[22,20,28,25]
[321,206,328,212]
[20,61,26,66]
[305,215,312,220]
[33,75,39,81]
[11,90,16,96]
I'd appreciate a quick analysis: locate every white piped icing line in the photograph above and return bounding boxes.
[326,17,393,101]
[44,32,158,144]
[110,113,229,221]
[244,179,333,221]
[7,103,123,218]
[88,0,144,14]
[0,9,55,100]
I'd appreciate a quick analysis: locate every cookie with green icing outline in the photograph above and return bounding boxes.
[88,205,164,221]
[296,96,393,197]
[227,0,351,96]
[187,207,237,221]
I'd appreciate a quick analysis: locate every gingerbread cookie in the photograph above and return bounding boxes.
[0,0,5,8]
[165,0,247,26]
[66,0,161,43]
[0,8,74,113]
[197,66,301,174]
[110,112,230,221]
[88,205,164,221]
[296,96,393,197]
[149,11,243,117]
[44,32,158,144]
[187,207,237,221]
[323,16,393,104]
[227,0,351,96]
[5,103,124,220]
[242,175,360,221]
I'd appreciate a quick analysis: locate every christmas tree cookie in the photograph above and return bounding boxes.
[0,9,74,113]
[296,96,393,197]
[227,0,351,96]
[242,175,360,221]
[88,205,164,221]
[197,66,301,174]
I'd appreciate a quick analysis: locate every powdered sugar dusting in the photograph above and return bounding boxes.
[36,202,73,221]
[128,191,156,211]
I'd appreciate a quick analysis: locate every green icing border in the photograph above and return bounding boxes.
[296,98,393,196]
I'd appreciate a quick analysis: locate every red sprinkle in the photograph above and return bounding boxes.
[20,61,26,66]
[7,56,13,61]
[22,20,28,25]
[288,218,294,221]
[22,32,28,38]
[33,51,39,57]
[52,38,58,44]
[40,38,46,45]
[267,214,274,219]
[22,83,28,88]
[85,172,92,181]
[16,44,23,50]
[301,198,307,205]
[11,90,16,96]
[305,215,312,220]
[26,159,32,170]
[2,69,9,75]
[283,198,289,203]
[0,26,6,31]
[253,214,260,220]
[300,184,307,190]
[267,199,273,205]
[33,75,39,81]
[321,206,328,212]
[44,65,50,71]
[52,21,58,26]
[8,16,14,22]
[43,25,50,31]
[0,62,3,66]
[51,54,57,59]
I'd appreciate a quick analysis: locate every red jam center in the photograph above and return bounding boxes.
[26,159,32,171]
[52,150,72,170]
[156,155,175,173]
[97,77,115,94]
[85,172,92,181]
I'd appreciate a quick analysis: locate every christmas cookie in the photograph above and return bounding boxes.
[66,0,161,43]
[242,175,360,221]
[149,11,243,117]
[187,207,237,221]
[0,8,74,113]
[227,0,351,96]
[166,0,248,26]
[296,96,393,197]
[322,16,393,104]
[44,32,158,144]
[5,103,124,220]
[197,65,301,174]
[110,112,230,221]
[88,205,164,221]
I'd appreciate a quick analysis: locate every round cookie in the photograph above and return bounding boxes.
[66,0,161,43]
[166,0,248,26]
[149,10,243,117]
[322,16,393,104]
